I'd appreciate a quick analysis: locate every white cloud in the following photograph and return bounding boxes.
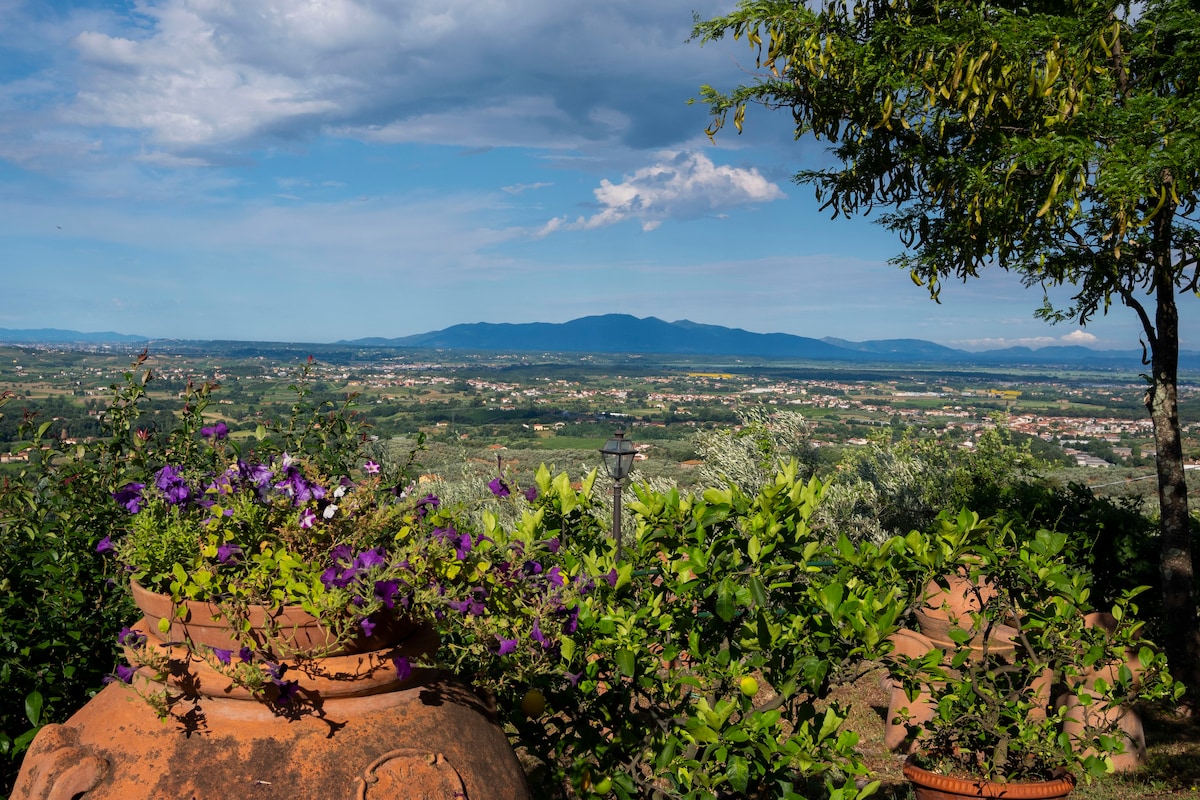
[1061,329,1099,345]
[6,0,735,166]
[503,182,553,195]
[952,329,1102,351]
[540,151,785,234]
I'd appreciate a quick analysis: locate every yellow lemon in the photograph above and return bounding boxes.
[739,676,759,697]
[521,688,546,717]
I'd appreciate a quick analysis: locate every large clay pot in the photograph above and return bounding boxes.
[128,580,418,656]
[883,629,938,752]
[1059,612,1148,772]
[921,565,995,624]
[13,587,531,800]
[903,758,1075,800]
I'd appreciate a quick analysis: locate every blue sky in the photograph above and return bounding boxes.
[1,0,1192,352]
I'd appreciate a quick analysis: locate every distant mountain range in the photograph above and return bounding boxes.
[1,317,1187,368]
[342,314,1178,368]
[0,327,149,344]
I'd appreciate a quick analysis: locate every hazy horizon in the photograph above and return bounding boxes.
[0,314,1164,354]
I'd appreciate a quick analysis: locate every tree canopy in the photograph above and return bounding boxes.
[694,0,1200,693]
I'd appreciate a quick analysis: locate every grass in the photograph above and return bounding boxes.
[835,666,1200,798]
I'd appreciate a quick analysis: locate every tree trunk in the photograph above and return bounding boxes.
[1147,282,1200,700]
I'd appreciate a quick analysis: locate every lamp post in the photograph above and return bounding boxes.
[599,430,636,560]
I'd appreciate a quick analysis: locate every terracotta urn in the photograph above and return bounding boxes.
[903,758,1075,800]
[13,586,532,800]
[883,628,938,752]
[1059,612,1148,771]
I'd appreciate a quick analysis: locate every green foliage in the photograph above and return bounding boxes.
[694,0,1200,320]
[2,355,1184,799]
[814,425,1046,542]
[440,461,904,799]
[0,378,137,793]
[887,510,1182,782]
[693,0,1200,691]
[693,407,818,496]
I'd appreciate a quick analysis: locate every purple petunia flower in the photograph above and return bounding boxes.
[355,548,386,571]
[373,580,400,609]
[298,507,317,529]
[96,536,115,554]
[447,593,485,616]
[524,485,538,502]
[111,662,137,681]
[393,656,413,681]
[112,482,146,514]
[531,620,553,649]
[544,537,560,554]
[211,647,232,665]
[603,568,618,588]
[546,566,565,587]
[360,617,377,637]
[216,543,243,565]
[155,465,182,490]
[272,678,301,705]
[495,637,518,656]
[558,604,580,634]
[488,477,510,498]
[414,493,440,518]
[237,460,274,488]
[275,464,327,507]
[363,460,380,474]
[321,565,354,589]
[117,626,147,648]
[239,647,254,663]
[455,532,473,560]
[200,422,229,440]
[155,465,191,505]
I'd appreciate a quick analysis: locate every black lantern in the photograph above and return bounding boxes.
[599,430,636,560]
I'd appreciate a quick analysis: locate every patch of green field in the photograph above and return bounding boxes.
[532,437,606,450]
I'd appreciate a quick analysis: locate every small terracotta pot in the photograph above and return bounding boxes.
[903,758,1075,800]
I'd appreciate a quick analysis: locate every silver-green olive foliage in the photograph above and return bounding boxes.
[695,0,1200,691]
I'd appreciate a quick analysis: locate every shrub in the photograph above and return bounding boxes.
[441,461,904,799]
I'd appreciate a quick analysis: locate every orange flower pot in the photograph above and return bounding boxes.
[904,759,1075,800]
[13,585,531,799]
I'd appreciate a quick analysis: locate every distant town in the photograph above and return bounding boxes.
[2,341,1196,501]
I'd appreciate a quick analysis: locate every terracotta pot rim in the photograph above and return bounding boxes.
[131,578,317,619]
[125,620,439,700]
[129,579,422,656]
[903,756,1076,798]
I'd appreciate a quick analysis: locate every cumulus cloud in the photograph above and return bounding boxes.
[6,0,734,164]
[1060,329,1099,345]
[539,151,784,234]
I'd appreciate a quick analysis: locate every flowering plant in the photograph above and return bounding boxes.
[94,372,587,715]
